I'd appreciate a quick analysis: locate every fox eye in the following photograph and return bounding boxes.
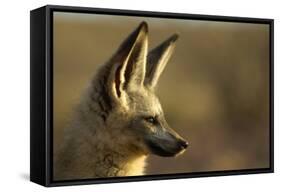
[145,116,157,124]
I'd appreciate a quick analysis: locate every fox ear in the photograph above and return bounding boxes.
[145,34,178,89]
[107,22,148,102]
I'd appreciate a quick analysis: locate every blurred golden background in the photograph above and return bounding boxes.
[53,12,270,175]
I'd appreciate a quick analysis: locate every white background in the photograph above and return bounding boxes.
[0,0,279,191]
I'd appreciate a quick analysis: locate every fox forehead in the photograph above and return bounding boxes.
[127,88,163,116]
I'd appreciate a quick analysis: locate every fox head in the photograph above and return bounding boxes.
[90,22,188,157]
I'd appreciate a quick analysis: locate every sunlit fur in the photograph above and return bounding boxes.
[54,22,188,180]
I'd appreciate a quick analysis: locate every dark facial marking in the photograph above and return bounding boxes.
[145,131,188,157]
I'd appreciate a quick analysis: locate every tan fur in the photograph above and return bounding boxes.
[54,22,187,180]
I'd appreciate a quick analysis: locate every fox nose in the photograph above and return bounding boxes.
[178,139,189,149]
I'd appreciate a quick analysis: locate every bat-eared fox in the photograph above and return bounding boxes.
[54,21,188,180]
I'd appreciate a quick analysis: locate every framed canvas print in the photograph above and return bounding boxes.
[30,5,274,187]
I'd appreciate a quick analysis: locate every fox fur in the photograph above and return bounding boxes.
[54,22,188,180]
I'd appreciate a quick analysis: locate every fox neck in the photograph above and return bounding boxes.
[67,90,147,178]
[89,141,147,177]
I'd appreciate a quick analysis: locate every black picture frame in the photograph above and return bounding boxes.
[30,4,274,187]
